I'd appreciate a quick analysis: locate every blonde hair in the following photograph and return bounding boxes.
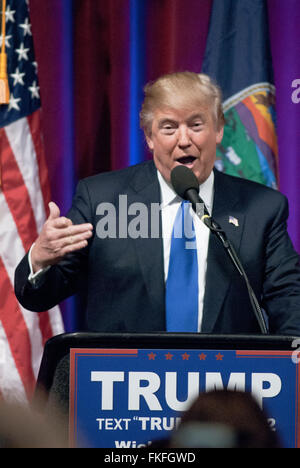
[140,71,225,135]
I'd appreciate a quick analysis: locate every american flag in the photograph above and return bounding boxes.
[0,0,64,403]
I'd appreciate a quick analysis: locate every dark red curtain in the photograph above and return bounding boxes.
[29,0,300,330]
[30,0,212,186]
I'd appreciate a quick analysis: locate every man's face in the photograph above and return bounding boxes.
[146,106,224,184]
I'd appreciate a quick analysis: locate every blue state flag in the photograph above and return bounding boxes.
[202,0,278,188]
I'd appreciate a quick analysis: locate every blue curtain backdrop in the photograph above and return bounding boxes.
[29,0,300,331]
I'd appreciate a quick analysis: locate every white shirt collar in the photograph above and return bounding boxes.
[157,169,214,214]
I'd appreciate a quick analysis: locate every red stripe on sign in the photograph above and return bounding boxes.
[0,127,38,252]
[236,350,292,357]
[27,110,51,216]
[71,348,139,356]
[0,257,36,399]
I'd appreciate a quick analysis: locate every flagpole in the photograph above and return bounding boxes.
[0,0,10,188]
[0,0,9,104]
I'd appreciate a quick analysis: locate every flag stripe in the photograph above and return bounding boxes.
[4,118,46,234]
[0,257,36,398]
[48,307,64,336]
[0,186,62,380]
[0,323,26,402]
[23,114,65,342]
[0,135,62,389]
[37,311,54,347]
[1,122,60,350]
[1,126,64,386]
[6,115,61,344]
[0,127,38,251]
[27,110,51,216]
[0,191,44,377]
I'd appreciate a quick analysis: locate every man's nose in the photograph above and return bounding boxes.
[178,126,191,148]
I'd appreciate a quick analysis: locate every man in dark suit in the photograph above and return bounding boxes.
[14,72,300,335]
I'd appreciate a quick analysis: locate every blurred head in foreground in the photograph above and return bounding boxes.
[0,398,68,448]
[167,390,281,448]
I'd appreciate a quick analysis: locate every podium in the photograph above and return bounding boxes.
[36,332,300,448]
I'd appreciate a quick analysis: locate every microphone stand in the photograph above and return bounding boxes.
[190,199,268,335]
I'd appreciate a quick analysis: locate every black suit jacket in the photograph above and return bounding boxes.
[14,160,300,335]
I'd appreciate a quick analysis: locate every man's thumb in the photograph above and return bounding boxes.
[48,201,60,220]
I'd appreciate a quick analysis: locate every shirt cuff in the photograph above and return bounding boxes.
[28,243,50,286]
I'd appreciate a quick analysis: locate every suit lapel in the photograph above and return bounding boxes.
[124,163,247,332]
[201,170,245,332]
[127,162,165,318]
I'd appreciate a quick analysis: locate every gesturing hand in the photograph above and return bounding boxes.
[30,201,93,273]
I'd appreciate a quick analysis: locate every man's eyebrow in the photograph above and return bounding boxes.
[157,112,207,127]
[157,118,177,127]
[187,112,206,122]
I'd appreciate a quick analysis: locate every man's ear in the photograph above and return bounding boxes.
[216,125,224,145]
[145,134,154,151]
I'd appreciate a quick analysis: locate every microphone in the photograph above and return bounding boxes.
[171,165,220,231]
[170,165,268,335]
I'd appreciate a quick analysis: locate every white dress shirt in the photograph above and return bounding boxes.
[157,170,214,331]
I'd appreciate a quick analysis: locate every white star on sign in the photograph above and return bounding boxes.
[10,67,25,86]
[29,81,40,99]
[15,43,30,61]
[8,93,21,112]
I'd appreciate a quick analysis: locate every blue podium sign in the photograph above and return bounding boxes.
[69,348,300,448]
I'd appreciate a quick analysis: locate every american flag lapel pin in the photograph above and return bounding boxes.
[229,215,239,227]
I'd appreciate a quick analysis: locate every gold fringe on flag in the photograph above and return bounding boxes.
[0,0,9,105]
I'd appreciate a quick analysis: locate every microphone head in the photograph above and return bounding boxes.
[170,165,199,199]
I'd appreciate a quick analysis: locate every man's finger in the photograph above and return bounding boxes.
[48,201,61,220]
[59,239,89,257]
[51,216,73,229]
[55,229,93,249]
[51,220,93,235]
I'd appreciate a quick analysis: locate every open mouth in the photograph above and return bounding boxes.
[176,156,197,165]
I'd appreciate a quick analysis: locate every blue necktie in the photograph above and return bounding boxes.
[166,201,199,332]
